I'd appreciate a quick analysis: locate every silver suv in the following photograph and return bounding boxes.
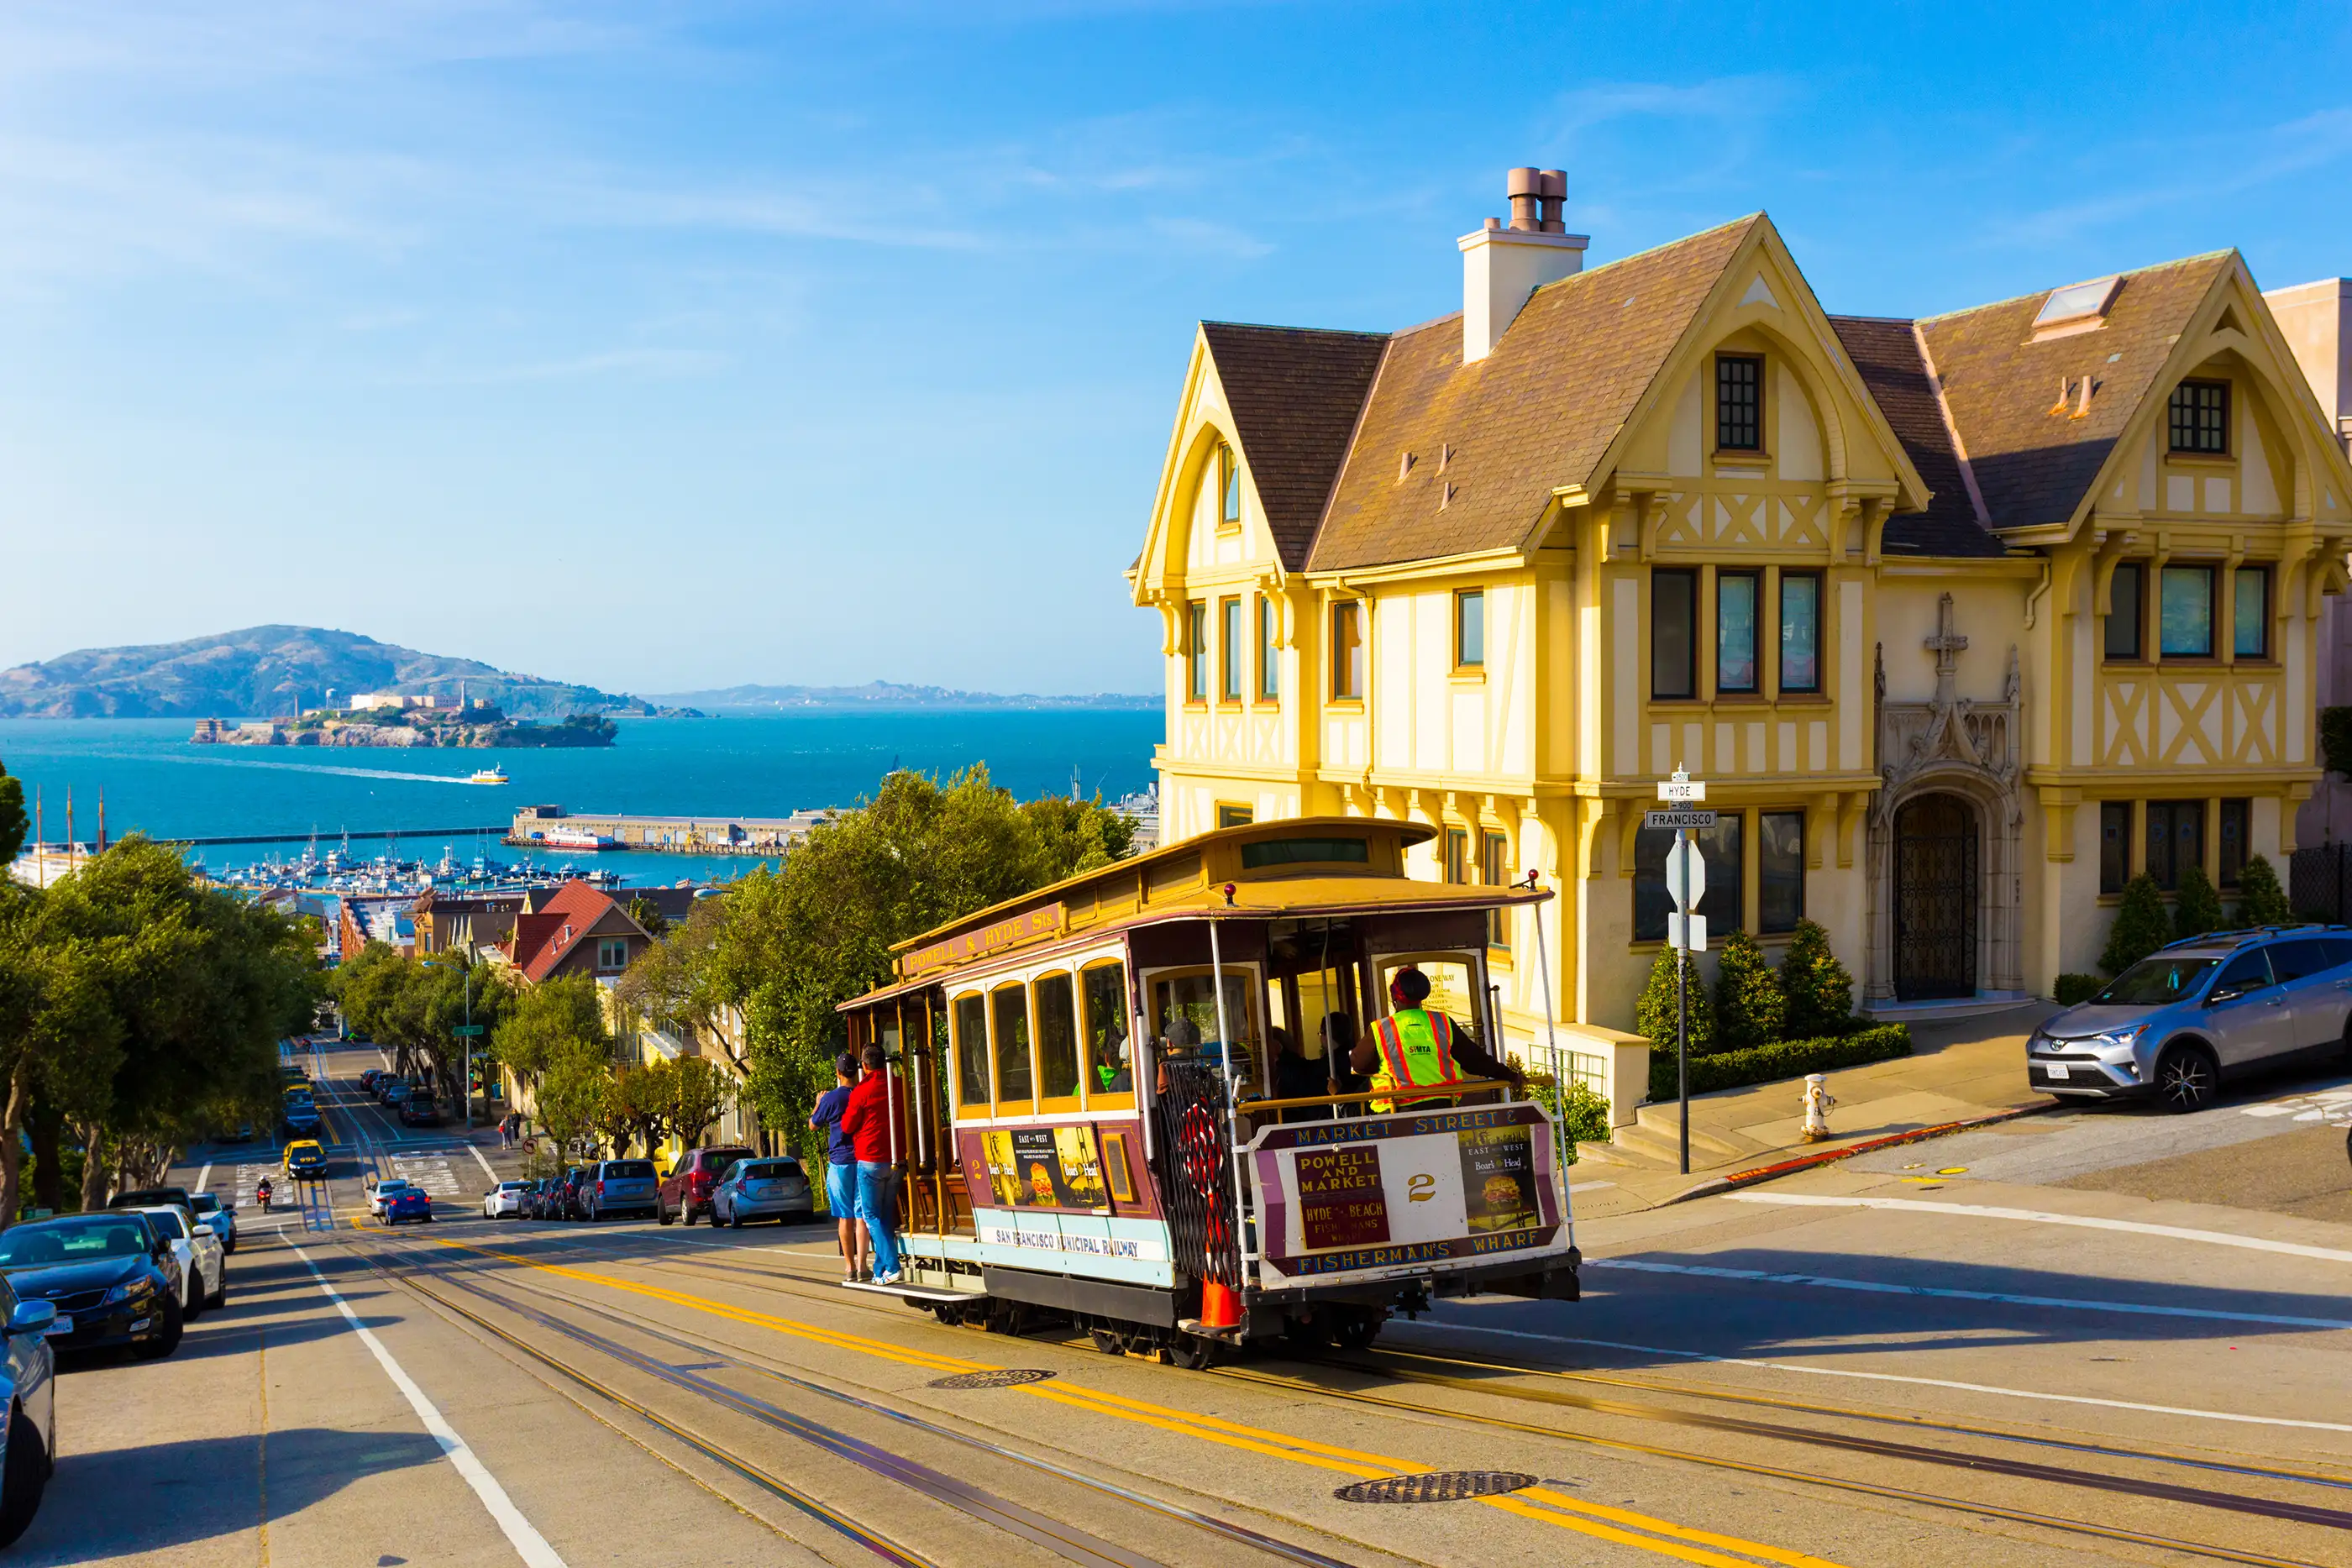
[2030,927,2352,1111]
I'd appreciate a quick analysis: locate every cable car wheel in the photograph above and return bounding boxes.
[1329,1308,1383,1351]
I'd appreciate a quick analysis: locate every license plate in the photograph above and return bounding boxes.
[43,1316,70,1336]
[2045,1062,2071,1080]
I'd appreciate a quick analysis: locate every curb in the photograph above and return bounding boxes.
[1657,1099,2061,1205]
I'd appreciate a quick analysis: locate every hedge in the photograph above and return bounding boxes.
[1647,1023,1912,1102]
[2052,973,2103,1006]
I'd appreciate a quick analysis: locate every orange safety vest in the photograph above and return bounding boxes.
[1368,1009,1466,1114]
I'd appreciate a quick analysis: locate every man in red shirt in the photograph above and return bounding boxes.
[837,1044,903,1283]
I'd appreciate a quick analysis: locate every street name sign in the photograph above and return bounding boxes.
[1644,810,1717,831]
[450,1025,486,1036]
[1657,775,1707,803]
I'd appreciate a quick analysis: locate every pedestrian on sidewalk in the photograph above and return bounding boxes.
[840,1043,904,1286]
[809,1054,862,1282]
[497,1113,513,1151]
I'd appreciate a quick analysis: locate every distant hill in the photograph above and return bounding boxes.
[0,626,649,720]
[649,680,1158,711]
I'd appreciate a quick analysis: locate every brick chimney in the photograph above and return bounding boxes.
[1460,167,1586,364]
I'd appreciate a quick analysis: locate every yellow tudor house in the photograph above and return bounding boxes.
[1127,170,2352,1069]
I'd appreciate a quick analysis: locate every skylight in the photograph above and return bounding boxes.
[2034,275,2122,331]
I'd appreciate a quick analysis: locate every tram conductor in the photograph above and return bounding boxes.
[1351,965,1525,1112]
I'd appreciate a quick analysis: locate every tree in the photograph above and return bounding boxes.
[603,1061,669,1157]
[2234,853,2292,927]
[494,973,612,1082]
[0,886,121,1226]
[1776,919,1854,1040]
[0,762,27,868]
[626,896,670,940]
[1710,929,1785,1050]
[664,1056,732,1149]
[1635,947,1711,1059]
[2173,862,2225,942]
[534,1040,612,1158]
[2101,874,2172,974]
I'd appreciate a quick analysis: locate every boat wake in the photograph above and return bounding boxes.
[110,751,482,787]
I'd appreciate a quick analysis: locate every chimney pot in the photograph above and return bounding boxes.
[1506,166,1543,231]
[1538,169,1567,233]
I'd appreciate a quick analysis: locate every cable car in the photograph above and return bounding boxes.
[838,816,1581,1365]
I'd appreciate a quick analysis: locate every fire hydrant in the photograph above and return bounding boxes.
[1800,1073,1835,1143]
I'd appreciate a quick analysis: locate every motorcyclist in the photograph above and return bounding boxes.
[257,1177,274,1212]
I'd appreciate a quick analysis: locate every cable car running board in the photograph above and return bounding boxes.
[841,1280,972,1303]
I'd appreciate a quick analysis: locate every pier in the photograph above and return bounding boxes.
[507,805,835,855]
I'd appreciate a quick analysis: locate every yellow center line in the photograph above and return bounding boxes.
[400,1230,1845,1567]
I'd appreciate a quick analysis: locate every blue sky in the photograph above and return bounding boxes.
[3,2,2349,695]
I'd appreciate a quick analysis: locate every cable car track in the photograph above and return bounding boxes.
[343,1229,1373,1568]
[438,1219,2347,1566]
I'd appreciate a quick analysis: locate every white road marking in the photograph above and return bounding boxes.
[1404,1319,2352,1435]
[1727,1192,2352,1266]
[2241,1085,2352,1125]
[465,1142,499,1184]
[1584,1256,2352,1331]
[195,1162,212,1195]
[290,1242,569,1567]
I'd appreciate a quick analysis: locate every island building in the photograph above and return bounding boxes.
[1129,169,2352,1077]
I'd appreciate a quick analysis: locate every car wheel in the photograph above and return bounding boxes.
[0,1400,50,1548]
[139,1295,185,1361]
[2155,1042,2220,1113]
[683,1203,697,1227]
[182,1273,202,1322]
[658,1199,674,1226]
[731,1205,745,1230]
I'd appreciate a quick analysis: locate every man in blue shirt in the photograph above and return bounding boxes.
[808,1054,863,1282]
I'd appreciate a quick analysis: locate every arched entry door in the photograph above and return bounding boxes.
[1893,794,1978,1001]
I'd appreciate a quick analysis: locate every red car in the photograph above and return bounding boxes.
[658,1146,751,1227]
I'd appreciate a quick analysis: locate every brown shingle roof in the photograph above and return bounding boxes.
[1919,253,2233,532]
[1306,216,1761,573]
[1198,323,1389,571]
[1828,315,2006,558]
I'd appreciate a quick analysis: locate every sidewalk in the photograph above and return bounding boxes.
[1568,999,2062,1218]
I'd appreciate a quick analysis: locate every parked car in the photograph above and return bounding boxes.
[0,1212,178,1362]
[106,1187,192,1214]
[581,1161,659,1222]
[2030,926,2352,1112]
[517,1180,547,1219]
[359,1068,384,1091]
[281,1101,323,1138]
[658,1146,753,1227]
[379,1082,411,1108]
[0,1252,57,1545]
[711,1157,815,1228]
[481,1182,528,1219]
[380,1188,433,1226]
[283,1141,328,1183]
[399,1094,442,1128]
[129,1206,224,1317]
[556,1167,595,1220]
[186,1193,237,1256]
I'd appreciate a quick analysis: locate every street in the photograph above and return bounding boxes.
[20,1038,2352,1568]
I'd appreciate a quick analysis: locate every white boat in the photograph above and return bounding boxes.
[466,766,511,785]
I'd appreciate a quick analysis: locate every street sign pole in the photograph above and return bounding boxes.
[1656,768,1709,1177]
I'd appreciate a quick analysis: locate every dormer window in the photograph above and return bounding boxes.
[1715,354,1761,452]
[2032,275,2121,338]
[2169,380,2229,455]
[1218,443,1242,528]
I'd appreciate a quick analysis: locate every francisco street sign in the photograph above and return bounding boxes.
[450,1025,486,1036]
[1644,810,1718,830]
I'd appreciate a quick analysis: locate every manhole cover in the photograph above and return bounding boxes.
[1334,1471,1536,1504]
[928,1368,1056,1390]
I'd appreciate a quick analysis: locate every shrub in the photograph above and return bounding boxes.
[1648,1023,1910,1102]
[2100,874,2171,974]
[1711,929,1785,1051]
[1529,1077,1614,1159]
[2052,973,2103,1006]
[1635,947,1711,1059]
[2173,862,2225,942]
[2321,705,2352,779]
[1776,919,1855,1040]
[2234,852,2292,928]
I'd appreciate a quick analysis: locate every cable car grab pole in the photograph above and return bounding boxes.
[1529,887,1570,1224]
[1209,917,1253,1292]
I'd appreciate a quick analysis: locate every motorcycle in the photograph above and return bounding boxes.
[257,1180,274,1212]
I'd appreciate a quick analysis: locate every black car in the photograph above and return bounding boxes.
[380,1082,411,1109]
[557,1167,593,1220]
[399,1095,442,1128]
[105,1188,192,1214]
[0,1214,182,1358]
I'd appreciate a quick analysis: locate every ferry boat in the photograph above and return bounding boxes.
[466,766,511,786]
[535,825,615,852]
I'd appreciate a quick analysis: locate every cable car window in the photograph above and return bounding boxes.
[1151,970,1260,1088]
[1239,836,1368,869]
[1034,973,1080,1100]
[1082,962,1133,1094]
[1375,957,1479,1029]
[991,984,1033,1104]
[953,994,989,1111]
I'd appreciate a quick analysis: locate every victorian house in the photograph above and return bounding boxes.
[1128,169,2352,1062]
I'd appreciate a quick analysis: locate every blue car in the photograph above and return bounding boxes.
[381,1188,434,1226]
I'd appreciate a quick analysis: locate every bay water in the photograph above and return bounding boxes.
[0,711,1163,886]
